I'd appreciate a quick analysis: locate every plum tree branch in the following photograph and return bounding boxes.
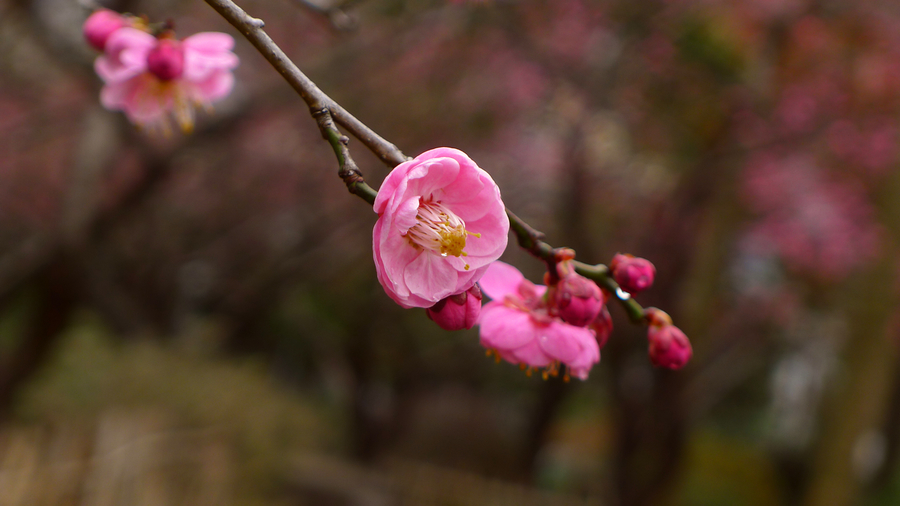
[203,0,407,169]
[203,0,652,324]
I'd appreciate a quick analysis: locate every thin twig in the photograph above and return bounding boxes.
[311,106,378,204]
[203,0,407,168]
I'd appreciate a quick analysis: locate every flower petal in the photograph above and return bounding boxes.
[406,156,460,198]
[538,321,593,363]
[478,261,524,300]
[404,251,458,303]
[478,302,536,349]
[191,70,234,102]
[508,340,554,368]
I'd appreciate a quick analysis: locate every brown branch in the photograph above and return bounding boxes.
[311,106,378,204]
[203,0,653,325]
[202,0,407,168]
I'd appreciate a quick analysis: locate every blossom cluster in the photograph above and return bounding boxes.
[83,9,239,134]
[373,148,691,379]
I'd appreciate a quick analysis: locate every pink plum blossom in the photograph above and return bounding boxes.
[426,285,482,331]
[373,148,509,308]
[477,261,600,380]
[741,153,882,280]
[93,28,239,134]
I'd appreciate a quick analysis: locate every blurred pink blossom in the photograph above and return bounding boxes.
[478,261,600,380]
[83,9,128,51]
[373,148,509,308]
[827,120,897,177]
[93,27,238,133]
[741,154,882,280]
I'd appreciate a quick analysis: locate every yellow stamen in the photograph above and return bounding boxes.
[405,199,480,262]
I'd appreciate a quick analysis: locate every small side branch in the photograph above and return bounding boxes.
[312,107,378,205]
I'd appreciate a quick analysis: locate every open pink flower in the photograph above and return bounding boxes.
[478,261,600,380]
[94,28,238,133]
[373,148,509,308]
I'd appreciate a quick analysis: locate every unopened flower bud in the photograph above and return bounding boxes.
[646,310,691,369]
[426,285,482,331]
[610,253,656,294]
[147,38,184,81]
[552,272,603,327]
[83,9,127,51]
[591,306,613,350]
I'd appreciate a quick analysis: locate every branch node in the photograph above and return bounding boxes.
[311,106,329,119]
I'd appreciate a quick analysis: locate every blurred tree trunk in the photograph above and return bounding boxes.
[801,256,899,506]
[0,260,75,421]
[802,171,900,506]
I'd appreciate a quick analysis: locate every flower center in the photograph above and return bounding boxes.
[406,199,480,258]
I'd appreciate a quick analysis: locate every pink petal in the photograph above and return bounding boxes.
[508,340,554,368]
[478,303,536,349]
[405,157,461,199]
[478,261,524,300]
[106,27,155,53]
[391,196,420,234]
[95,52,144,83]
[538,322,593,363]
[438,163,485,205]
[458,214,509,267]
[99,78,135,110]
[182,33,239,82]
[377,218,418,298]
[374,223,432,309]
[191,70,234,102]
[183,32,235,53]
[564,329,600,371]
[443,185,496,223]
[385,176,411,217]
[374,159,416,214]
[404,252,458,302]
[419,147,478,170]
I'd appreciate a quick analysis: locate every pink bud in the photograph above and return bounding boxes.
[426,285,482,331]
[591,306,613,350]
[147,38,184,81]
[83,9,127,51]
[647,323,692,370]
[552,273,603,327]
[610,253,656,294]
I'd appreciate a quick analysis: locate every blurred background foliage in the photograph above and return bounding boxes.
[2,0,900,504]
